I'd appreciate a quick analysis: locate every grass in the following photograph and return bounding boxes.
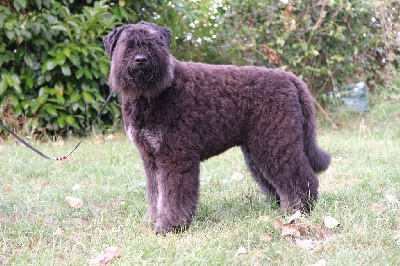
[1,99,400,265]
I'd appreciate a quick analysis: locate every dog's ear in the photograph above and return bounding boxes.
[138,21,172,48]
[103,25,126,61]
[159,26,172,48]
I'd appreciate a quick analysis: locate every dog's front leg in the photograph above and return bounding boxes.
[153,155,200,234]
[141,157,159,225]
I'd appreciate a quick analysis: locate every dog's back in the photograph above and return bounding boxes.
[172,60,330,172]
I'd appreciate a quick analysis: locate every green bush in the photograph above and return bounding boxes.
[0,0,215,136]
[1,0,398,137]
[214,0,399,97]
[0,0,119,135]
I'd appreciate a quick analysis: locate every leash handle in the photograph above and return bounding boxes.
[0,91,115,161]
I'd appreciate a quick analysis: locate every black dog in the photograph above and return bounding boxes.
[103,21,330,234]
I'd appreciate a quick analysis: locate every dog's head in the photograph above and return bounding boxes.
[103,22,174,99]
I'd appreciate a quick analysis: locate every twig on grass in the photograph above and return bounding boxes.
[314,99,338,129]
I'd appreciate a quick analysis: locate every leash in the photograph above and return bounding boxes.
[0,91,115,161]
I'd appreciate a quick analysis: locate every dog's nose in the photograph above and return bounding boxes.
[134,54,148,65]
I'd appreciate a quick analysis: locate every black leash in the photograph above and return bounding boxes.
[0,91,115,161]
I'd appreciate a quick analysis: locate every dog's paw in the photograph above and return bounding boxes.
[154,220,174,235]
[154,217,189,235]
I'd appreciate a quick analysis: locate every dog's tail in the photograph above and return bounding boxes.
[289,73,331,173]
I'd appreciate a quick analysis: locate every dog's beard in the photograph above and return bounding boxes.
[119,52,174,99]
[126,64,157,90]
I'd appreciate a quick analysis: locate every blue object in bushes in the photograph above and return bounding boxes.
[329,81,369,112]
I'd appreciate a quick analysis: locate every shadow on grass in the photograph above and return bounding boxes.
[195,192,280,225]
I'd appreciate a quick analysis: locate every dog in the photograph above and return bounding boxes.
[103,21,330,234]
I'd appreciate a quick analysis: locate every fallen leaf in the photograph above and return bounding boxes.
[385,194,400,204]
[312,259,328,266]
[370,202,384,213]
[53,227,63,236]
[89,246,122,265]
[100,246,122,265]
[71,184,81,191]
[317,231,326,241]
[66,196,83,208]
[295,239,316,250]
[41,182,50,188]
[295,238,328,252]
[235,246,248,257]
[259,215,269,222]
[231,172,244,181]
[370,202,381,210]
[332,156,343,162]
[281,223,300,237]
[259,233,272,242]
[297,224,310,236]
[4,186,13,193]
[323,216,340,229]
[105,134,114,141]
[288,210,301,223]
[274,218,283,232]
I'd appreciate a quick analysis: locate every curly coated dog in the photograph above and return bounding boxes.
[103,21,330,234]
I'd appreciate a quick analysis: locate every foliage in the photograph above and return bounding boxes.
[376,66,400,101]
[0,0,219,136]
[110,0,227,64]
[214,0,399,97]
[0,0,399,136]
[370,0,400,99]
[0,0,119,135]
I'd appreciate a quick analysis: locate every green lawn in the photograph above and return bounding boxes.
[1,100,400,265]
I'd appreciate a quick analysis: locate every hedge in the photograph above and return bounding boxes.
[0,0,398,136]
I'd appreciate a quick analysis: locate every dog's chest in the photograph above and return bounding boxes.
[122,97,167,152]
[126,126,163,152]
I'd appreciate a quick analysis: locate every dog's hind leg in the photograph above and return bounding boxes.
[241,146,280,206]
[247,133,319,214]
[244,102,319,214]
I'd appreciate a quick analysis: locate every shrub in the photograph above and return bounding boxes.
[213,0,399,98]
[1,0,398,137]
[0,0,119,135]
